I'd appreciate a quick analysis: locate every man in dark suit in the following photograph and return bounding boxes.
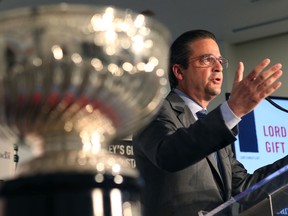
[132,30,287,216]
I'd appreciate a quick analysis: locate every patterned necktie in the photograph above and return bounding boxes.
[196,109,222,175]
[196,109,208,120]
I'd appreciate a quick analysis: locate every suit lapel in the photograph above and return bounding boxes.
[178,106,195,127]
[205,152,226,198]
[217,148,231,200]
[166,91,196,127]
[207,153,218,172]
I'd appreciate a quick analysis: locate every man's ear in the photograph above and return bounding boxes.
[172,64,184,81]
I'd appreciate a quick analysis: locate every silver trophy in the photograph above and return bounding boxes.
[0,4,170,216]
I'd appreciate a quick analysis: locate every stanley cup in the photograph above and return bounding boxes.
[0,3,170,216]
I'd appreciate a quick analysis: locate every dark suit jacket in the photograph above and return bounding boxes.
[132,90,288,216]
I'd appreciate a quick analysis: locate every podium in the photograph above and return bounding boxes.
[203,165,288,216]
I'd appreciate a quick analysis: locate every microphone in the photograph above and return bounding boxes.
[265,97,288,113]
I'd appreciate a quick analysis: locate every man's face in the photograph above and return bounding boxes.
[177,38,225,106]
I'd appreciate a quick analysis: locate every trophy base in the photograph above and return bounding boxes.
[0,172,143,216]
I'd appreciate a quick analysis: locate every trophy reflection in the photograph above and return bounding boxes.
[0,4,170,216]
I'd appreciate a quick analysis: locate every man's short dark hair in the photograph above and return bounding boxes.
[169,30,217,89]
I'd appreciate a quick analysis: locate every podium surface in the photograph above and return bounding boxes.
[203,165,288,216]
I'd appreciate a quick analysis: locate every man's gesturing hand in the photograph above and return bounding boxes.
[228,58,283,118]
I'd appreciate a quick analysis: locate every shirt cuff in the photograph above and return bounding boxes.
[220,101,241,130]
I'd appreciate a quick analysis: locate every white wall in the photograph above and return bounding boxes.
[232,33,288,99]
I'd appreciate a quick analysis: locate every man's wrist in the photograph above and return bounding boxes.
[220,102,241,129]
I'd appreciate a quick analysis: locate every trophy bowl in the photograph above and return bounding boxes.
[0,3,170,216]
